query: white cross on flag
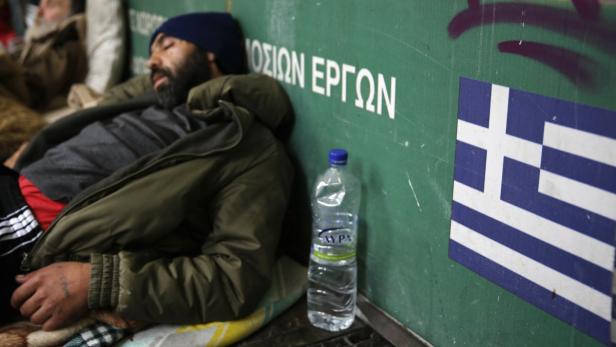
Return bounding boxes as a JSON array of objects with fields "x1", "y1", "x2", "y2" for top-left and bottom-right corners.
[{"x1": 449, "y1": 77, "x2": 616, "y2": 344}]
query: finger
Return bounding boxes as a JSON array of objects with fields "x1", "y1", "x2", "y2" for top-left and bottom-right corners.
[
  {"x1": 15, "y1": 270, "x2": 36, "y2": 283},
  {"x1": 10, "y1": 277, "x2": 39, "y2": 309},
  {"x1": 42, "y1": 310, "x2": 66, "y2": 331},
  {"x1": 19, "y1": 292, "x2": 43, "y2": 318},
  {"x1": 30, "y1": 304, "x2": 53, "y2": 326}
]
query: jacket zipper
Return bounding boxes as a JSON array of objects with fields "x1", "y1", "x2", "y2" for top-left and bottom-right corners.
[{"x1": 21, "y1": 101, "x2": 245, "y2": 271}]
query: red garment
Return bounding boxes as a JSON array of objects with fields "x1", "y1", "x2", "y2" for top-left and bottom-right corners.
[
  {"x1": 0, "y1": 4, "x2": 16, "y2": 48},
  {"x1": 18, "y1": 176, "x2": 66, "y2": 231}
]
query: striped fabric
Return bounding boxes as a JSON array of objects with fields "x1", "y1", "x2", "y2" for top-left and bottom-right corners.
[
  {"x1": 0, "y1": 166, "x2": 42, "y2": 258},
  {"x1": 0, "y1": 206, "x2": 41, "y2": 256},
  {"x1": 449, "y1": 77, "x2": 616, "y2": 345}
]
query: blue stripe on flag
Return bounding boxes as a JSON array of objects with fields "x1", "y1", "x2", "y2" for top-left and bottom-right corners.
[
  {"x1": 501, "y1": 157, "x2": 616, "y2": 244},
  {"x1": 449, "y1": 240, "x2": 610, "y2": 345},
  {"x1": 454, "y1": 140, "x2": 486, "y2": 192},
  {"x1": 506, "y1": 89, "x2": 616, "y2": 144},
  {"x1": 459, "y1": 77, "x2": 491, "y2": 127},
  {"x1": 541, "y1": 146, "x2": 616, "y2": 195},
  {"x1": 451, "y1": 201, "x2": 611, "y2": 295}
]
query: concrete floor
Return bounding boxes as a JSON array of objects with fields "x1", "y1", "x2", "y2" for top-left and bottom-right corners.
[{"x1": 235, "y1": 296, "x2": 394, "y2": 347}]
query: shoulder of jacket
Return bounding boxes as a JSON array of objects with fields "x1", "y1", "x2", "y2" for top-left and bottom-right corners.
[{"x1": 98, "y1": 75, "x2": 153, "y2": 106}]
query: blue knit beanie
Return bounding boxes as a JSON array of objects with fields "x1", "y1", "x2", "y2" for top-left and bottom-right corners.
[{"x1": 150, "y1": 12, "x2": 245, "y2": 74}]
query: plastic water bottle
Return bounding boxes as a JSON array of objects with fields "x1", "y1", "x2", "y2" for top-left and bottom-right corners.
[{"x1": 307, "y1": 148, "x2": 361, "y2": 331}]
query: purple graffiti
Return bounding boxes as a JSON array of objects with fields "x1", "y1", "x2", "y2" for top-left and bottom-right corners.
[
  {"x1": 467, "y1": 0, "x2": 480, "y2": 8},
  {"x1": 572, "y1": 0, "x2": 601, "y2": 21},
  {"x1": 498, "y1": 41, "x2": 596, "y2": 88},
  {"x1": 448, "y1": 1, "x2": 615, "y2": 88},
  {"x1": 448, "y1": 2, "x2": 615, "y2": 54}
]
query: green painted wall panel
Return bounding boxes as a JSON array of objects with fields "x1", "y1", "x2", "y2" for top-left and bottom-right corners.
[
  {"x1": 126, "y1": 0, "x2": 228, "y2": 74},
  {"x1": 126, "y1": 1, "x2": 616, "y2": 346}
]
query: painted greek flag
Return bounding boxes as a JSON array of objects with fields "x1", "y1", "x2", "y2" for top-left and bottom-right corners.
[{"x1": 449, "y1": 77, "x2": 616, "y2": 344}]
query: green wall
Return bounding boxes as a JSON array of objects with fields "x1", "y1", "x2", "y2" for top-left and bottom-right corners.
[{"x1": 126, "y1": 1, "x2": 616, "y2": 346}]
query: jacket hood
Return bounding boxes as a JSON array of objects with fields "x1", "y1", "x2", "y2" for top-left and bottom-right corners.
[{"x1": 187, "y1": 74, "x2": 294, "y2": 132}]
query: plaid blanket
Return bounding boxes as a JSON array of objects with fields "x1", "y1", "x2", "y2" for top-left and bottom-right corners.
[{"x1": 64, "y1": 323, "x2": 125, "y2": 347}]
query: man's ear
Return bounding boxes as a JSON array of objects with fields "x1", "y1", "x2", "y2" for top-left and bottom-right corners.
[
  {"x1": 206, "y1": 52, "x2": 216, "y2": 63},
  {"x1": 206, "y1": 52, "x2": 224, "y2": 77}
]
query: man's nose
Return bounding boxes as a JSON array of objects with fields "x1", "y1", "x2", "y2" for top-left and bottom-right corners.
[{"x1": 146, "y1": 53, "x2": 160, "y2": 71}]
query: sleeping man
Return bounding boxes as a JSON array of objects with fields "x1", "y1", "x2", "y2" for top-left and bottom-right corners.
[{"x1": 1, "y1": 12, "x2": 294, "y2": 331}]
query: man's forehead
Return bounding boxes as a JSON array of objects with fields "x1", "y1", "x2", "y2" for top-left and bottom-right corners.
[
  {"x1": 150, "y1": 33, "x2": 197, "y2": 52},
  {"x1": 151, "y1": 33, "x2": 173, "y2": 47}
]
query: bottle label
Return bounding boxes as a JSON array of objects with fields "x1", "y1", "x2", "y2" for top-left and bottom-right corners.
[
  {"x1": 318, "y1": 226, "x2": 353, "y2": 245},
  {"x1": 313, "y1": 226, "x2": 355, "y2": 261},
  {"x1": 312, "y1": 249, "x2": 356, "y2": 261}
]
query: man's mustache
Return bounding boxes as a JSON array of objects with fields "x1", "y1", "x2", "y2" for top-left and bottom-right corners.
[{"x1": 150, "y1": 68, "x2": 173, "y2": 84}]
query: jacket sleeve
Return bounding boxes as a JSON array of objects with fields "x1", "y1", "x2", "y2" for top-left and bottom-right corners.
[{"x1": 88, "y1": 141, "x2": 294, "y2": 323}]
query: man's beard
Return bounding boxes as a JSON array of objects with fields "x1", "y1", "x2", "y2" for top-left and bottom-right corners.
[{"x1": 151, "y1": 51, "x2": 212, "y2": 109}]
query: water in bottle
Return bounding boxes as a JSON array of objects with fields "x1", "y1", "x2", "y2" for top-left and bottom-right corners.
[{"x1": 307, "y1": 148, "x2": 361, "y2": 331}]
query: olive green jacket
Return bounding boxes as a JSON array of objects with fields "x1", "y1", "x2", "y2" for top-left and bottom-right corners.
[{"x1": 15, "y1": 74, "x2": 294, "y2": 324}]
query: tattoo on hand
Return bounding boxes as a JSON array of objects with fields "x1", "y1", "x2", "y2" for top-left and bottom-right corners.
[{"x1": 60, "y1": 275, "x2": 70, "y2": 298}]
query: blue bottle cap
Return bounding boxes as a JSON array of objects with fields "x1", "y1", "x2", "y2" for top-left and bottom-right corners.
[{"x1": 329, "y1": 148, "x2": 348, "y2": 165}]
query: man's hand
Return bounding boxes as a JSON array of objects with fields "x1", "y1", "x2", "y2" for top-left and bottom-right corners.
[
  {"x1": 3, "y1": 142, "x2": 28, "y2": 169},
  {"x1": 11, "y1": 262, "x2": 91, "y2": 331}
]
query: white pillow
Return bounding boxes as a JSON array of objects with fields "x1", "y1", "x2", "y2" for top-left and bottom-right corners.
[{"x1": 84, "y1": 0, "x2": 126, "y2": 93}]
